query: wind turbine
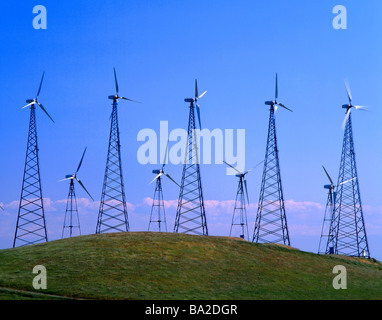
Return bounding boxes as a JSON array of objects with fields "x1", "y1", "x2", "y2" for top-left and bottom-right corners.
[
  {"x1": 96, "y1": 68, "x2": 139, "y2": 234},
  {"x1": 330, "y1": 79, "x2": 370, "y2": 258},
  {"x1": 60, "y1": 147, "x2": 93, "y2": 238},
  {"x1": 224, "y1": 160, "x2": 264, "y2": 240},
  {"x1": 14, "y1": 72, "x2": 54, "y2": 247},
  {"x1": 224, "y1": 162, "x2": 251, "y2": 240},
  {"x1": 148, "y1": 142, "x2": 179, "y2": 232},
  {"x1": 253, "y1": 73, "x2": 292, "y2": 246},
  {"x1": 318, "y1": 165, "x2": 356, "y2": 254},
  {"x1": 174, "y1": 79, "x2": 208, "y2": 236}
]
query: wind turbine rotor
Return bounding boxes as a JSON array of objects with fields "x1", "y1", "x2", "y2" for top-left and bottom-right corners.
[
  {"x1": 108, "y1": 68, "x2": 140, "y2": 103},
  {"x1": 22, "y1": 71, "x2": 54, "y2": 123},
  {"x1": 59, "y1": 147, "x2": 93, "y2": 200},
  {"x1": 265, "y1": 73, "x2": 292, "y2": 112}
]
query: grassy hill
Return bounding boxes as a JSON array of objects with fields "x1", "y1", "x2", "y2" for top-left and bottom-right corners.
[{"x1": 0, "y1": 232, "x2": 381, "y2": 300}]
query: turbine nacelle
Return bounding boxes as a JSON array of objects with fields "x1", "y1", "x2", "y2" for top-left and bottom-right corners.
[
  {"x1": 265, "y1": 101, "x2": 275, "y2": 106},
  {"x1": 184, "y1": 98, "x2": 195, "y2": 103},
  {"x1": 108, "y1": 95, "x2": 118, "y2": 100},
  {"x1": 152, "y1": 169, "x2": 161, "y2": 174},
  {"x1": 324, "y1": 184, "x2": 333, "y2": 190},
  {"x1": 65, "y1": 174, "x2": 75, "y2": 179},
  {"x1": 26, "y1": 99, "x2": 35, "y2": 104},
  {"x1": 342, "y1": 104, "x2": 351, "y2": 109}
]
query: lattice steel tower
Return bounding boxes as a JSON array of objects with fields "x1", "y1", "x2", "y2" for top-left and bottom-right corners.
[
  {"x1": 149, "y1": 175, "x2": 167, "y2": 232},
  {"x1": 13, "y1": 72, "x2": 54, "y2": 247},
  {"x1": 318, "y1": 166, "x2": 337, "y2": 254},
  {"x1": 329, "y1": 81, "x2": 370, "y2": 258},
  {"x1": 96, "y1": 68, "x2": 138, "y2": 233},
  {"x1": 149, "y1": 143, "x2": 179, "y2": 232},
  {"x1": 61, "y1": 147, "x2": 93, "y2": 238},
  {"x1": 174, "y1": 80, "x2": 208, "y2": 235},
  {"x1": 253, "y1": 74, "x2": 291, "y2": 245},
  {"x1": 224, "y1": 161, "x2": 252, "y2": 240}
]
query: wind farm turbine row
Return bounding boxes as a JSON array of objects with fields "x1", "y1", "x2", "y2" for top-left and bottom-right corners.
[{"x1": 10, "y1": 69, "x2": 371, "y2": 259}]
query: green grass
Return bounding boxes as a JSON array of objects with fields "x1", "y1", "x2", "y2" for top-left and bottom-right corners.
[{"x1": 0, "y1": 232, "x2": 381, "y2": 300}]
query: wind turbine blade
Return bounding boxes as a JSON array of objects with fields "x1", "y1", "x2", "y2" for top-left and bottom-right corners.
[
  {"x1": 338, "y1": 177, "x2": 356, "y2": 186},
  {"x1": 36, "y1": 71, "x2": 45, "y2": 98},
  {"x1": 223, "y1": 161, "x2": 243, "y2": 175},
  {"x1": 195, "y1": 79, "x2": 198, "y2": 98},
  {"x1": 344, "y1": 79, "x2": 352, "y2": 103},
  {"x1": 277, "y1": 103, "x2": 293, "y2": 112},
  {"x1": 120, "y1": 97, "x2": 141, "y2": 103},
  {"x1": 198, "y1": 90, "x2": 207, "y2": 99},
  {"x1": 163, "y1": 172, "x2": 180, "y2": 187},
  {"x1": 114, "y1": 67, "x2": 119, "y2": 94},
  {"x1": 58, "y1": 177, "x2": 73, "y2": 182},
  {"x1": 275, "y1": 73, "x2": 278, "y2": 100},
  {"x1": 244, "y1": 159, "x2": 265, "y2": 175},
  {"x1": 0, "y1": 205, "x2": 3, "y2": 211},
  {"x1": 75, "y1": 147, "x2": 87, "y2": 174},
  {"x1": 162, "y1": 139, "x2": 169, "y2": 169},
  {"x1": 150, "y1": 173, "x2": 162, "y2": 184},
  {"x1": 342, "y1": 108, "x2": 350, "y2": 130},
  {"x1": 22, "y1": 102, "x2": 35, "y2": 109},
  {"x1": 76, "y1": 178, "x2": 94, "y2": 201},
  {"x1": 37, "y1": 103, "x2": 55, "y2": 123},
  {"x1": 322, "y1": 165, "x2": 334, "y2": 186},
  {"x1": 244, "y1": 178, "x2": 249, "y2": 204},
  {"x1": 354, "y1": 105, "x2": 368, "y2": 111},
  {"x1": 196, "y1": 104, "x2": 202, "y2": 129}
]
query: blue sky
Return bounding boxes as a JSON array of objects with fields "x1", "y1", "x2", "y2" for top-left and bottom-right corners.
[{"x1": 1, "y1": 1, "x2": 382, "y2": 260}]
